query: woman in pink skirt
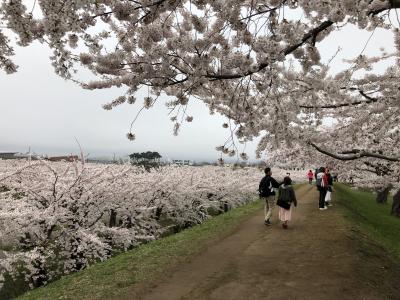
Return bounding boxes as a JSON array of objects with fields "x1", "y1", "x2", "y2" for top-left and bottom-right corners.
[{"x1": 277, "y1": 176, "x2": 297, "y2": 229}]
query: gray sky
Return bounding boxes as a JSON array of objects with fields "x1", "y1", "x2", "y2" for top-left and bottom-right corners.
[
  {"x1": 0, "y1": 18, "x2": 395, "y2": 161},
  {"x1": 0, "y1": 41, "x2": 251, "y2": 161}
]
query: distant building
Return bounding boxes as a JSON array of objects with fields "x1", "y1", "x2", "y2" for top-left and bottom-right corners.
[
  {"x1": 0, "y1": 152, "x2": 18, "y2": 160},
  {"x1": 0, "y1": 152, "x2": 79, "y2": 161},
  {"x1": 47, "y1": 155, "x2": 79, "y2": 162},
  {"x1": 0, "y1": 152, "x2": 38, "y2": 160},
  {"x1": 171, "y1": 159, "x2": 193, "y2": 166}
]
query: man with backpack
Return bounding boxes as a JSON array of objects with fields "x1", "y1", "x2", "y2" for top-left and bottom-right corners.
[
  {"x1": 316, "y1": 167, "x2": 329, "y2": 210},
  {"x1": 259, "y1": 167, "x2": 281, "y2": 225}
]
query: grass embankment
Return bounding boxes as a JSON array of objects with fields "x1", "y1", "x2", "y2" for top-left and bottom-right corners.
[
  {"x1": 334, "y1": 184, "x2": 400, "y2": 299},
  {"x1": 335, "y1": 183, "x2": 400, "y2": 259},
  {"x1": 18, "y1": 198, "x2": 264, "y2": 300}
]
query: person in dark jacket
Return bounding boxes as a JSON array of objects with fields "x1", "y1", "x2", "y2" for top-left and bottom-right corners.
[
  {"x1": 259, "y1": 167, "x2": 281, "y2": 226},
  {"x1": 316, "y1": 167, "x2": 329, "y2": 210},
  {"x1": 327, "y1": 169, "x2": 333, "y2": 186},
  {"x1": 277, "y1": 176, "x2": 297, "y2": 229}
]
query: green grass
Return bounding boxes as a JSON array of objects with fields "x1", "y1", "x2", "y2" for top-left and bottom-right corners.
[
  {"x1": 334, "y1": 183, "x2": 400, "y2": 259},
  {"x1": 17, "y1": 199, "x2": 264, "y2": 300}
]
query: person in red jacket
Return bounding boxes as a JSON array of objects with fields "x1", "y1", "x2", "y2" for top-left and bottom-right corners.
[{"x1": 307, "y1": 170, "x2": 314, "y2": 184}]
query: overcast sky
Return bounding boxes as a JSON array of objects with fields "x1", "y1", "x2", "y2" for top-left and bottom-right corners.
[{"x1": 0, "y1": 16, "x2": 395, "y2": 161}]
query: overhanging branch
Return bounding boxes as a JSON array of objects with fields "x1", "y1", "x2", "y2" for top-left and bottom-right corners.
[
  {"x1": 370, "y1": 0, "x2": 400, "y2": 15},
  {"x1": 308, "y1": 141, "x2": 400, "y2": 162},
  {"x1": 208, "y1": 4, "x2": 398, "y2": 81},
  {"x1": 207, "y1": 20, "x2": 334, "y2": 80},
  {"x1": 299, "y1": 91, "x2": 379, "y2": 109}
]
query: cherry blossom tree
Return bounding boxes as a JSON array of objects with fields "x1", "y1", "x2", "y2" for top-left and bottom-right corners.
[
  {"x1": 1, "y1": 1, "x2": 400, "y2": 208},
  {"x1": 266, "y1": 142, "x2": 400, "y2": 216},
  {"x1": 1, "y1": 0, "x2": 400, "y2": 161},
  {"x1": 2, "y1": 159, "x2": 303, "y2": 294},
  {"x1": 2, "y1": 3, "x2": 400, "y2": 295}
]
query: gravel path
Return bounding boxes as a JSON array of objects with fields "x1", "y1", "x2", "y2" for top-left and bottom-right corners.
[{"x1": 129, "y1": 184, "x2": 391, "y2": 300}]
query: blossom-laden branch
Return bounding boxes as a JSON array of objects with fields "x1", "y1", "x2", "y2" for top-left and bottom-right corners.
[
  {"x1": 208, "y1": 19, "x2": 334, "y2": 80},
  {"x1": 308, "y1": 141, "x2": 400, "y2": 162},
  {"x1": 299, "y1": 90, "x2": 379, "y2": 109}
]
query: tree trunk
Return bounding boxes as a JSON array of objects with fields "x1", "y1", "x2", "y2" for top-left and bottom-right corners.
[
  {"x1": 109, "y1": 209, "x2": 117, "y2": 227},
  {"x1": 392, "y1": 0, "x2": 400, "y2": 9},
  {"x1": 376, "y1": 184, "x2": 393, "y2": 204},
  {"x1": 391, "y1": 189, "x2": 400, "y2": 217},
  {"x1": 223, "y1": 201, "x2": 230, "y2": 212}
]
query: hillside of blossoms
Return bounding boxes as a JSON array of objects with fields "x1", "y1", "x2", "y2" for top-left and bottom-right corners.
[{"x1": 0, "y1": 159, "x2": 305, "y2": 291}]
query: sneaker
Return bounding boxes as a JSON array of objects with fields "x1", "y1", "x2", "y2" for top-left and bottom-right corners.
[
  {"x1": 319, "y1": 207, "x2": 327, "y2": 210},
  {"x1": 264, "y1": 219, "x2": 272, "y2": 226}
]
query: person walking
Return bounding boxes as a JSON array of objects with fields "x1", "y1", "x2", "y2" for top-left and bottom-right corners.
[
  {"x1": 333, "y1": 174, "x2": 338, "y2": 182},
  {"x1": 259, "y1": 167, "x2": 281, "y2": 226},
  {"x1": 325, "y1": 169, "x2": 334, "y2": 206},
  {"x1": 277, "y1": 176, "x2": 297, "y2": 229},
  {"x1": 327, "y1": 169, "x2": 333, "y2": 186},
  {"x1": 316, "y1": 167, "x2": 329, "y2": 210},
  {"x1": 307, "y1": 170, "x2": 314, "y2": 184}
]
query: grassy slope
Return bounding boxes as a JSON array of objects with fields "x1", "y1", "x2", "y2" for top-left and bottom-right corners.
[
  {"x1": 334, "y1": 183, "x2": 400, "y2": 259},
  {"x1": 335, "y1": 183, "x2": 400, "y2": 299},
  {"x1": 18, "y1": 199, "x2": 264, "y2": 300}
]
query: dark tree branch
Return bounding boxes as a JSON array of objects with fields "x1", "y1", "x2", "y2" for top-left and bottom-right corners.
[
  {"x1": 358, "y1": 90, "x2": 379, "y2": 102},
  {"x1": 207, "y1": 3, "x2": 399, "y2": 81},
  {"x1": 299, "y1": 91, "x2": 379, "y2": 109},
  {"x1": 308, "y1": 141, "x2": 400, "y2": 162},
  {"x1": 208, "y1": 20, "x2": 334, "y2": 80},
  {"x1": 357, "y1": 167, "x2": 380, "y2": 174},
  {"x1": 363, "y1": 161, "x2": 393, "y2": 176},
  {"x1": 283, "y1": 20, "x2": 334, "y2": 56},
  {"x1": 239, "y1": 0, "x2": 288, "y2": 21},
  {"x1": 369, "y1": 0, "x2": 400, "y2": 15}
]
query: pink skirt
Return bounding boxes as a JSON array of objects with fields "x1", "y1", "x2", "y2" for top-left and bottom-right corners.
[{"x1": 279, "y1": 206, "x2": 292, "y2": 222}]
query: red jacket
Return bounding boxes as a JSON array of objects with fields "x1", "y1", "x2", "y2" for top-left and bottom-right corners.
[{"x1": 322, "y1": 173, "x2": 329, "y2": 187}]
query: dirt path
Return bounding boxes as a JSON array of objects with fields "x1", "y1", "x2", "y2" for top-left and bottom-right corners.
[{"x1": 130, "y1": 185, "x2": 388, "y2": 300}]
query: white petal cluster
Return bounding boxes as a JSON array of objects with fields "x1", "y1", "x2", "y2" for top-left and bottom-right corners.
[{"x1": 2, "y1": 159, "x2": 294, "y2": 291}]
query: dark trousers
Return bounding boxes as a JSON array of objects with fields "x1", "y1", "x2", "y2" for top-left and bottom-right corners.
[{"x1": 318, "y1": 188, "x2": 327, "y2": 208}]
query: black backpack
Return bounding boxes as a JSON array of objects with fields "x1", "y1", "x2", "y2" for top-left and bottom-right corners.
[
  {"x1": 278, "y1": 186, "x2": 292, "y2": 203},
  {"x1": 316, "y1": 176, "x2": 322, "y2": 188},
  {"x1": 259, "y1": 176, "x2": 274, "y2": 197}
]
